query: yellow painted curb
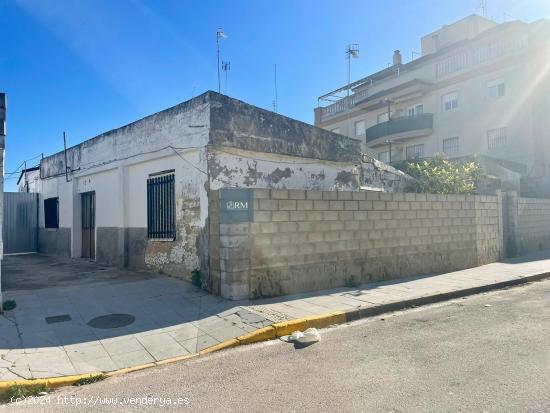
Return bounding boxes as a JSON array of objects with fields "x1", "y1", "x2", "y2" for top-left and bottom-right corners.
[
  {"x1": 0, "y1": 373, "x2": 103, "y2": 397},
  {"x1": 199, "y1": 338, "x2": 239, "y2": 355},
  {"x1": 237, "y1": 326, "x2": 276, "y2": 344},
  {"x1": 272, "y1": 319, "x2": 309, "y2": 337}
]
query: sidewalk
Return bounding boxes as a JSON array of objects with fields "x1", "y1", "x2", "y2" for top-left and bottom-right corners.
[{"x1": 1, "y1": 250, "x2": 550, "y2": 385}]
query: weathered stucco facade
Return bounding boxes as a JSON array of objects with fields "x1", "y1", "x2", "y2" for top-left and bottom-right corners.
[{"x1": 35, "y1": 92, "x2": 372, "y2": 282}]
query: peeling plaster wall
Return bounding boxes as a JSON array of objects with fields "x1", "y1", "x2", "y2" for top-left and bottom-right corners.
[
  {"x1": 361, "y1": 157, "x2": 410, "y2": 192},
  {"x1": 208, "y1": 147, "x2": 360, "y2": 191}
]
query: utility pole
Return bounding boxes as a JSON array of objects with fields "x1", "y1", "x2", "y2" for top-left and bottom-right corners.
[
  {"x1": 216, "y1": 28, "x2": 227, "y2": 93},
  {"x1": 0, "y1": 93, "x2": 6, "y2": 312}
]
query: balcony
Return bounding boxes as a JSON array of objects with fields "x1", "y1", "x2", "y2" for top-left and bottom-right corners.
[{"x1": 365, "y1": 113, "x2": 433, "y2": 146}]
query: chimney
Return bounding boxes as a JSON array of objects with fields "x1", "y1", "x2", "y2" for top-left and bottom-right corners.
[{"x1": 393, "y1": 50, "x2": 402, "y2": 66}]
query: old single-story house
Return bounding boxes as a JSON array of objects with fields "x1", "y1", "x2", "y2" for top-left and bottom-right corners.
[{"x1": 31, "y1": 91, "x2": 373, "y2": 282}]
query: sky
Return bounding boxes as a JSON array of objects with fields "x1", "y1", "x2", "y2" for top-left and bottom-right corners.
[{"x1": 1, "y1": 0, "x2": 549, "y2": 191}]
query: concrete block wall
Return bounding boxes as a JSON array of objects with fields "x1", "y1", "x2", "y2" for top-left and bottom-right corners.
[
  {"x1": 515, "y1": 196, "x2": 550, "y2": 255},
  {"x1": 210, "y1": 189, "x2": 502, "y2": 299}
]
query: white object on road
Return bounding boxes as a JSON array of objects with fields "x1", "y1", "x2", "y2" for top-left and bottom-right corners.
[{"x1": 280, "y1": 328, "x2": 321, "y2": 345}]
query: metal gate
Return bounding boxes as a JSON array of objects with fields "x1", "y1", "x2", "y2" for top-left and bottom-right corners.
[{"x1": 2, "y1": 192, "x2": 38, "y2": 254}]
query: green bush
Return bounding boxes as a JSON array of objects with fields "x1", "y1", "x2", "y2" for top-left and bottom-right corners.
[
  {"x1": 2, "y1": 300, "x2": 16, "y2": 311},
  {"x1": 3, "y1": 384, "x2": 48, "y2": 402},
  {"x1": 402, "y1": 156, "x2": 482, "y2": 194},
  {"x1": 191, "y1": 268, "x2": 202, "y2": 288}
]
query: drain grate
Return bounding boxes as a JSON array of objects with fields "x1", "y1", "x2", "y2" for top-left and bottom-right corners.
[
  {"x1": 46, "y1": 314, "x2": 72, "y2": 324},
  {"x1": 87, "y1": 314, "x2": 135, "y2": 329}
]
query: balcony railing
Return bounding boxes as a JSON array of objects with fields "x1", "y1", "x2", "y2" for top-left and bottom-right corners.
[
  {"x1": 318, "y1": 88, "x2": 370, "y2": 120},
  {"x1": 365, "y1": 113, "x2": 434, "y2": 144}
]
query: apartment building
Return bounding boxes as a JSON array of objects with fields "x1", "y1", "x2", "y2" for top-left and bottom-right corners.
[{"x1": 315, "y1": 15, "x2": 550, "y2": 177}]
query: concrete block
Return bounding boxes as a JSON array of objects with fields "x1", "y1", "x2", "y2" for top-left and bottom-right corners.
[
  {"x1": 373, "y1": 201, "x2": 386, "y2": 210},
  {"x1": 352, "y1": 192, "x2": 367, "y2": 200},
  {"x1": 254, "y1": 211, "x2": 272, "y2": 222},
  {"x1": 358, "y1": 201, "x2": 373, "y2": 210},
  {"x1": 313, "y1": 200, "x2": 330, "y2": 210},
  {"x1": 337, "y1": 191, "x2": 353, "y2": 200},
  {"x1": 323, "y1": 211, "x2": 339, "y2": 221},
  {"x1": 306, "y1": 191, "x2": 323, "y2": 200},
  {"x1": 329, "y1": 201, "x2": 344, "y2": 210},
  {"x1": 259, "y1": 199, "x2": 278, "y2": 210},
  {"x1": 366, "y1": 192, "x2": 380, "y2": 200},
  {"x1": 290, "y1": 211, "x2": 307, "y2": 221},
  {"x1": 254, "y1": 189, "x2": 270, "y2": 199},
  {"x1": 322, "y1": 191, "x2": 338, "y2": 200},
  {"x1": 398, "y1": 202, "x2": 410, "y2": 210},
  {"x1": 279, "y1": 200, "x2": 297, "y2": 210},
  {"x1": 271, "y1": 189, "x2": 289, "y2": 199},
  {"x1": 297, "y1": 200, "x2": 313, "y2": 210},
  {"x1": 344, "y1": 201, "x2": 359, "y2": 210},
  {"x1": 271, "y1": 211, "x2": 290, "y2": 222},
  {"x1": 339, "y1": 211, "x2": 354, "y2": 220},
  {"x1": 306, "y1": 211, "x2": 323, "y2": 221},
  {"x1": 288, "y1": 189, "x2": 306, "y2": 199}
]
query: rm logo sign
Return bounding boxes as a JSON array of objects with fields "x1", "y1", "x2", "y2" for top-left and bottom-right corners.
[
  {"x1": 226, "y1": 201, "x2": 249, "y2": 210},
  {"x1": 219, "y1": 188, "x2": 254, "y2": 223}
]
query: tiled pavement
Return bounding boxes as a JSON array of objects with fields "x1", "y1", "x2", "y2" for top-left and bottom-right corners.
[{"x1": 1, "y1": 250, "x2": 550, "y2": 381}]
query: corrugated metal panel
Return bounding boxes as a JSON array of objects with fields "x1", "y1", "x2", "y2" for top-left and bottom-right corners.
[{"x1": 3, "y1": 192, "x2": 38, "y2": 254}]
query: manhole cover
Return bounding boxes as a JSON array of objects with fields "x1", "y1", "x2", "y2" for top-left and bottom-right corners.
[{"x1": 87, "y1": 314, "x2": 135, "y2": 329}]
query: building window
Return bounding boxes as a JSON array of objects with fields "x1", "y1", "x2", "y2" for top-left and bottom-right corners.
[
  {"x1": 378, "y1": 151, "x2": 390, "y2": 163},
  {"x1": 354, "y1": 120, "x2": 366, "y2": 137},
  {"x1": 44, "y1": 197, "x2": 59, "y2": 229},
  {"x1": 487, "y1": 127, "x2": 507, "y2": 149},
  {"x1": 487, "y1": 80, "x2": 505, "y2": 99},
  {"x1": 443, "y1": 137, "x2": 459, "y2": 157},
  {"x1": 147, "y1": 172, "x2": 176, "y2": 239},
  {"x1": 406, "y1": 144, "x2": 425, "y2": 160},
  {"x1": 442, "y1": 92, "x2": 459, "y2": 112},
  {"x1": 407, "y1": 104, "x2": 424, "y2": 117},
  {"x1": 330, "y1": 127, "x2": 341, "y2": 134}
]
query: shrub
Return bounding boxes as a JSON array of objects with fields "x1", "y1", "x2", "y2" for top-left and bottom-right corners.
[
  {"x1": 401, "y1": 156, "x2": 482, "y2": 194},
  {"x1": 2, "y1": 300, "x2": 16, "y2": 311},
  {"x1": 191, "y1": 268, "x2": 202, "y2": 288},
  {"x1": 3, "y1": 384, "x2": 48, "y2": 402}
]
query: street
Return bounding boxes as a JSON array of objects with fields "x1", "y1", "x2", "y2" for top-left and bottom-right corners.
[{"x1": 3, "y1": 279, "x2": 550, "y2": 412}]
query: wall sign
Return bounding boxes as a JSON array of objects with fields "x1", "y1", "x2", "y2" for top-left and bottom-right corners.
[{"x1": 219, "y1": 188, "x2": 254, "y2": 223}]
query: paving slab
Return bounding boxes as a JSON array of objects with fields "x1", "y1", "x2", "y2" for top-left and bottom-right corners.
[{"x1": 2, "y1": 250, "x2": 550, "y2": 382}]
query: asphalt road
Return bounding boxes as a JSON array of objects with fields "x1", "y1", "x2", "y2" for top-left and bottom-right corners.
[{"x1": 3, "y1": 280, "x2": 550, "y2": 413}]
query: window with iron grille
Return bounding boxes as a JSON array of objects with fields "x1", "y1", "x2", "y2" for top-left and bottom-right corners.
[
  {"x1": 406, "y1": 144, "x2": 425, "y2": 160},
  {"x1": 443, "y1": 136, "x2": 459, "y2": 157},
  {"x1": 487, "y1": 127, "x2": 507, "y2": 149},
  {"x1": 44, "y1": 197, "x2": 59, "y2": 229},
  {"x1": 147, "y1": 172, "x2": 175, "y2": 239}
]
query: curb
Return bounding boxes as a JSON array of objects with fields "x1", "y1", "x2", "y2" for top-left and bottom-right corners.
[{"x1": 1, "y1": 271, "x2": 548, "y2": 399}]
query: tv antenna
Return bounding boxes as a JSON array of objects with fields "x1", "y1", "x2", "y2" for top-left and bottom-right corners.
[
  {"x1": 222, "y1": 61, "x2": 230, "y2": 94},
  {"x1": 345, "y1": 44, "x2": 360, "y2": 98},
  {"x1": 273, "y1": 64, "x2": 278, "y2": 113},
  {"x1": 477, "y1": 0, "x2": 488, "y2": 18}
]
